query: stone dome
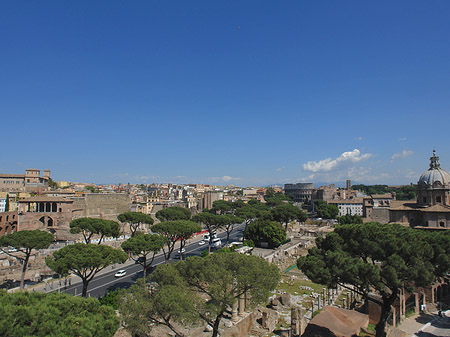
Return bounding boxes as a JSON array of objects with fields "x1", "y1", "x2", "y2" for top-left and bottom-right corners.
[{"x1": 418, "y1": 151, "x2": 450, "y2": 186}]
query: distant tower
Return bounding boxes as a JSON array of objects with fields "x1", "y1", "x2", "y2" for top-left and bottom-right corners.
[
  {"x1": 43, "y1": 170, "x2": 51, "y2": 179},
  {"x1": 346, "y1": 179, "x2": 351, "y2": 191}
]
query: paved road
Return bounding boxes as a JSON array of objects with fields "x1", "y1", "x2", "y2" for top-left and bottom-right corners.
[{"x1": 51, "y1": 224, "x2": 246, "y2": 298}]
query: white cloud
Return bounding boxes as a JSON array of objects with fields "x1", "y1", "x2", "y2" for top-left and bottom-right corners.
[
  {"x1": 354, "y1": 137, "x2": 363, "y2": 141},
  {"x1": 110, "y1": 173, "x2": 129, "y2": 178},
  {"x1": 399, "y1": 137, "x2": 407, "y2": 141},
  {"x1": 302, "y1": 149, "x2": 372, "y2": 173},
  {"x1": 391, "y1": 149, "x2": 413, "y2": 161},
  {"x1": 300, "y1": 174, "x2": 316, "y2": 182},
  {"x1": 275, "y1": 166, "x2": 286, "y2": 172},
  {"x1": 132, "y1": 175, "x2": 160, "y2": 182},
  {"x1": 208, "y1": 176, "x2": 241, "y2": 183}
]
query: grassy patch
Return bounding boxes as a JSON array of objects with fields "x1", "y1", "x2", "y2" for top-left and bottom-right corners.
[
  {"x1": 367, "y1": 324, "x2": 375, "y2": 332},
  {"x1": 275, "y1": 317, "x2": 289, "y2": 330},
  {"x1": 405, "y1": 307, "x2": 416, "y2": 318},
  {"x1": 277, "y1": 276, "x2": 324, "y2": 295}
]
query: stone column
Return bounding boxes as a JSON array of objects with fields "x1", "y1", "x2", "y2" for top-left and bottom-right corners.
[
  {"x1": 432, "y1": 287, "x2": 435, "y2": 305},
  {"x1": 291, "y1": 307, "x2": 301, "y2": 337},
  {"x1": 400, "y1": 289, "x2": 405, "y2": 320},
  {"x1": 261, "y1": 311, "x2": 269, "y2": 329},
  {"x1": 323, "y1": 289, "x2": 327, "y2": 306},
  {"x1": 238, "y1": 295, "x2": 245, "y2": 317},
  {"x1": 414, "y1": 292, "x2": 420, "y2": 314},
  {"x1": 232, "y1": 300, "x2": 238, "y2": 322},
  {"x1": 317, "y1": 296, "x2": 321, "y2": 309},
  {"x1": 347, "y1": 293, "x2": 350, "y2": 309}
]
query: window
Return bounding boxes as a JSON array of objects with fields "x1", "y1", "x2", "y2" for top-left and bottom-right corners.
[
  {"x1": 436, "y1": 196, "x2": 442, "y2": 203},
  {"x1": 440, "y1": 221, "x2": 445, "y2": 227},
  {"x1": 423, "y1": 197, "x2": 427, "y2": 203}
]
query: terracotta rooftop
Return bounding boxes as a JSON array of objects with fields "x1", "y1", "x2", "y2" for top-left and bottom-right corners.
[
  {"x1": 328, "y1": 198, "x2": 363, "y2": 204},
  {"x1": 0, "y1": 174, "x2": 25, "y2": 178},
  {"x1": 367, "y1": 193, "x2": 394, "y2": 199},
  {"x1": 419, "y1": 204, "x2": 450, "y2": 213},
  {"x1": 389, "y1": 201, "x2": 450, "y2": 213},
  {"x1": 389, "y1": 200, "x2": 418, "y2": 210},
  {"x1": 303, "y1": 306, "x2": 369, "y2": 337}
]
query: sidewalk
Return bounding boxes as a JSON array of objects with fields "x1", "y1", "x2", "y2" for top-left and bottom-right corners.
[{"x1": 397, "y1": 308, "x2": 450, "y2": 337}]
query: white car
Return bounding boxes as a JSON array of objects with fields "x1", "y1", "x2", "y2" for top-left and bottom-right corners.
[
  {"x1": 198, "y1": 240, "x2": 207, "y2": 246},
  {"x1": 211, "y1": 238, "x2": 222, "y2": 248},
  {"x1": 114, "y1": 270, "x2": 127, "y2": 278}
]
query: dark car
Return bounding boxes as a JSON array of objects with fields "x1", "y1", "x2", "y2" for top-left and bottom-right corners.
[{"x1": 135, "y1": 257, "x2": 146, "y2": 264}]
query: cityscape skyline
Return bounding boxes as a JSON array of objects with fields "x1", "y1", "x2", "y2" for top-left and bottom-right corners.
[{"x1": 2, "y1": 1, "x2": 450, "y2": 186}]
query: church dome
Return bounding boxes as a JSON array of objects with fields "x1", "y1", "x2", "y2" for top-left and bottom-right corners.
[{"x1": 418, "y1": 151, "x2": 450, "y2": 186}]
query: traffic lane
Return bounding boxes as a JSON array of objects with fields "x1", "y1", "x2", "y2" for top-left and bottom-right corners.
[
  {"x1": 62, "y1": 223, "x2": 246, "y2": 297},
  {"x1": 67, "y1": 253, "x2": 168, "y2": 297},
  {"x1": 171, "y1": 225, "x2": 244, "y2": 261}
]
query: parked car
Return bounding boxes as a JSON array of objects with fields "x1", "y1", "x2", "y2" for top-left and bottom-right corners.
[
  {"x1": 114, "y1": 270, "x2": 127, "y2": 278},
  {"x1": 198, "y1": 240, "x2": 207, "y2": 246}
]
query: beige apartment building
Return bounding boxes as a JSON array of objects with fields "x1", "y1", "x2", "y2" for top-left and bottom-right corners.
[{"x1": 0, "y1": 169, "x2": 50, "y2": 192}]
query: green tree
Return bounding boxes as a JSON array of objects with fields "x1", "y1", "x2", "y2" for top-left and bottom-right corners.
[
  {"x1": 4, "y1": 194, "x2": 9, "y2": 212},
  {"x1": 192, "y1": 212, "x2": 225, "y2": 254},
  {"x1": 235, "y1": 205, "x2": 259, "y2": 226},
  {"x1": 0, "y1": 230, "x2": 53, "y2": 289},
  {"x1": 297, "y1": 223, "x2": 445, "y2": 337},
  {"x1": 0, "y1": 291, "x2": 120, "y2": 337},
  {"x1": 155, "y1": 206, "x2": 191, "y2": 222},
  {"x1": 120, "y1": 276, "x2": 199, "y2": 337},
  {"x1": 210, "y1": 200, "x2": 233, "y2": 214},
  {"x1": 98, "y1": 288, "x2": 121, "y2": 310},
  {"x1": 46, "y1": 243, "x2": 128, "y2": 297},
  {"x1": 121, "y1": 233, "x2": 166, "y2": 278},
  {"x1": 221, "y1": 214, "x2": 243, "y2": 245},
  {"x1": 339, "y1": 214, "x2": 363, "y2": 225},
  {"x1": 149, "y1": 253, "x2": 280, "y2": 337},
  {"x1": 231, "y1": 199, "x2": 245, "y2": 209},
  {"x1": 70, "y1": 218, "x2": 120, "y2": 244},
  {"x1": 85, "y1": 185, "x2": 97, "y2": 193},
  {"x1": 47, "y1": 177, "x2": 58, "y2": 189},
  {"x1": 313, "y1": 200, "x2": 339, "y2": 219},
  {"x1": 118, "y1": 212, "x2": 154, "y2": 236},
  {"x1": 152, "y1": 220, "x2": 201, "y2": 262},
  {"x1": 244, "y1": 219, "x2": 286, "y2": 248},
  {"x1": 271, "y1": 203, "x2": 307, "y2": 228}
]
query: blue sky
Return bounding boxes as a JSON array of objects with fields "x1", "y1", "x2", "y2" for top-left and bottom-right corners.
[{"x1": 1, "y1": 1, "x2": 450, "y2": 187}]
